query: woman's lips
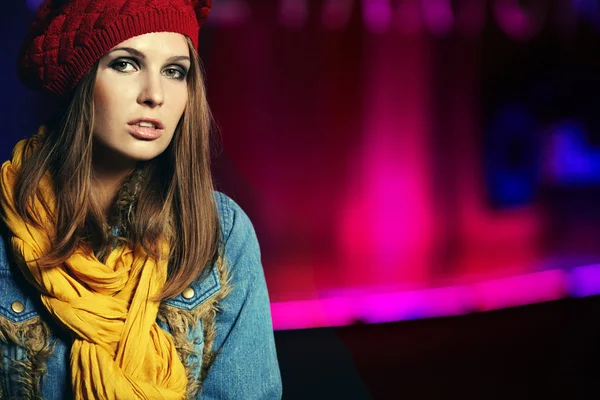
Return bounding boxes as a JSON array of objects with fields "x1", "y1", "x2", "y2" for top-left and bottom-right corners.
[{"x1": 127, "y1": 123, "x2": 164, "y2": 140}]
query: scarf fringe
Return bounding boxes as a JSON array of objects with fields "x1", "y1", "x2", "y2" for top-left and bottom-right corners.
[{"x1": 0, "y1": 315, "x2": 55, "y2": 399}]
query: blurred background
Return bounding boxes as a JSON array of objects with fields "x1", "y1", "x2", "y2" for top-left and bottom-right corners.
[{"x1": 4, "y1": 0, "x2": 600, "y2": 398}]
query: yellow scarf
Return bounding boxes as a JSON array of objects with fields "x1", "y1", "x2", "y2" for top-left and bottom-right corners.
[{"x1": 0, "y1": 137, "x2": 187, "y2": 399}]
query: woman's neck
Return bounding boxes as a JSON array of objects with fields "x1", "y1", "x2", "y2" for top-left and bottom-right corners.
[
  {"x1": 92, "y1": 163, "x2": 136, "y2": 218},
  {"x1": 91, "y1": 141, "x2": 138, "y2": 217}
]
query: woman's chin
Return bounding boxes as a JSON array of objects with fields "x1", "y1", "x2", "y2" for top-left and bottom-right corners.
[
  {"x1": 129, "y1": 152, "x2": 162, "y2": 162},
  {"x1": 118, "y1": 145, "x2": 169, "y2": 163}
]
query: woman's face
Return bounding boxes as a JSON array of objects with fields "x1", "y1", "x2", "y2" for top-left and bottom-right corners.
[{"x1": 92, "y1": 32, "x2": 190, "y2": 165}]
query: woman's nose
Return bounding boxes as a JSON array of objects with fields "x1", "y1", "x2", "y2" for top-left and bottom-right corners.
[{"x1": 138, "y1": 73, "x2": 164, "y2": 107}]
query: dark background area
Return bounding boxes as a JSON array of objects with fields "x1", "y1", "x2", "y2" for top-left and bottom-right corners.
[{"x1": 277, "y1": 295, "x2": 600, "y2": 399}]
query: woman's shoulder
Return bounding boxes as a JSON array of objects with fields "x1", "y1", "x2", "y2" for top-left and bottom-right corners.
[
  {"x1": 212, "y1": 190, "x2": 266, "y2": 293},
  {"x1": 213, "y1": 191, "x2": 255, "y2": 243},
  {"x1": 213, "y1": 191, "x2": 261, "y2": 261}
]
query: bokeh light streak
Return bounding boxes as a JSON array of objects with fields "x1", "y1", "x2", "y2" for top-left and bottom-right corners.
[{"x1": 271, "y1": 267, "x2": 589, "y2": 330}]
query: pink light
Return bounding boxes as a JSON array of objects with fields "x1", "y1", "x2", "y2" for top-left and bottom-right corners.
[
  {"x1": 337, "y1": 27, "x2": 434, "y2": 290},
  {"x1": 363, "y1": 0, "x2": 392, "y2": 33},
  {"x1": 338, "y1": 135, "x2": 435, "y2": 284},
  {"x1": 471, "y1": 270, "x2": 567, "y2": 312},
  {"x1": 421, "y1": 0, "x2": 454, "y2": 36},
  {"x1": 270, "y1": 269, "x2": 578, "y2": 330},
  {"x1": 368, "y1": 167, "x2": 423, "y2": 263},
  {"x1": 270, "y1": 298, "x2": 355, "y2": 330}
]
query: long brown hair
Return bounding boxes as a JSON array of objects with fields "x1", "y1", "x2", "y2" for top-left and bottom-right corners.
[{"x1": 13, "y1": 37, "x2": 219, "y2": 300}]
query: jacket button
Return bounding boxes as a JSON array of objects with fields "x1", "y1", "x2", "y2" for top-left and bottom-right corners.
[
  {"x1": 11, "y1": 301, "x2": 24, "y2": 314},
  {"x1": 182, "y1": 287, "x2": 195, "y2": 299}
]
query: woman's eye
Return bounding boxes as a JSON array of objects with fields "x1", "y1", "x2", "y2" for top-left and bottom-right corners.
[
  {"x1": 110, "y1": 59, "x2": 138, "y2": 73},
  {"x1": 163, "y1": 67, "x2": 187, "y2": 81}
]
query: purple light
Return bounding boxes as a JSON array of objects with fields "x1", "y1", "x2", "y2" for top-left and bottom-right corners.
[
  {"x1": 359, "y1": 285, "x2": 472, "y2": 324},
  {"x1": 569, "y1": 264, "x2": 600, "y2": 297}
]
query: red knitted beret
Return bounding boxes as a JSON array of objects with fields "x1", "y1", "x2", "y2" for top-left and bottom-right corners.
[{"x1": 18, "y1": 0, "x2": 211, "y2": 98}]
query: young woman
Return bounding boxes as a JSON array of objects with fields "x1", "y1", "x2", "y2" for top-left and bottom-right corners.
[{"x1": 0, "y1": 0, "x2": 282, "y2": 399}]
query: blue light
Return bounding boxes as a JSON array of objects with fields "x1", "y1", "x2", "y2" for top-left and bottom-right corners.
[
  {"x1": 484, "y1": 104, "x2": 541, "y2": 208},
  {"x1": 26, "y1": 0, "x2": 44, "y2": 12},
  {"x1": 546, "y1": 121, "x2": 600, "y2": 185}
]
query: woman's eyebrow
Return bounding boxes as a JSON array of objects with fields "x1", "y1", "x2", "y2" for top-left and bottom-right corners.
[
  {"x1": 108, "y1": 47, "x2": 145, "y2": 58},
  {"x1": 168, "y1": 55, "x2": 190, "y2": 63},
  {"x1": 108, "y1": 47, "x2": 190, "y2": 62}
]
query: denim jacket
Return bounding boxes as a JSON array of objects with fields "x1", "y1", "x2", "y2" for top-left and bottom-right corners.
[{"x1": 0, "y1": 191, "x2": 282, "y2": 399}]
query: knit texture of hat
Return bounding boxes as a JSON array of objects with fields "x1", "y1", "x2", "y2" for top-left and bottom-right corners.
[{"x1": 18, "y1": 0, "x2": 211, "y2": 98}]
